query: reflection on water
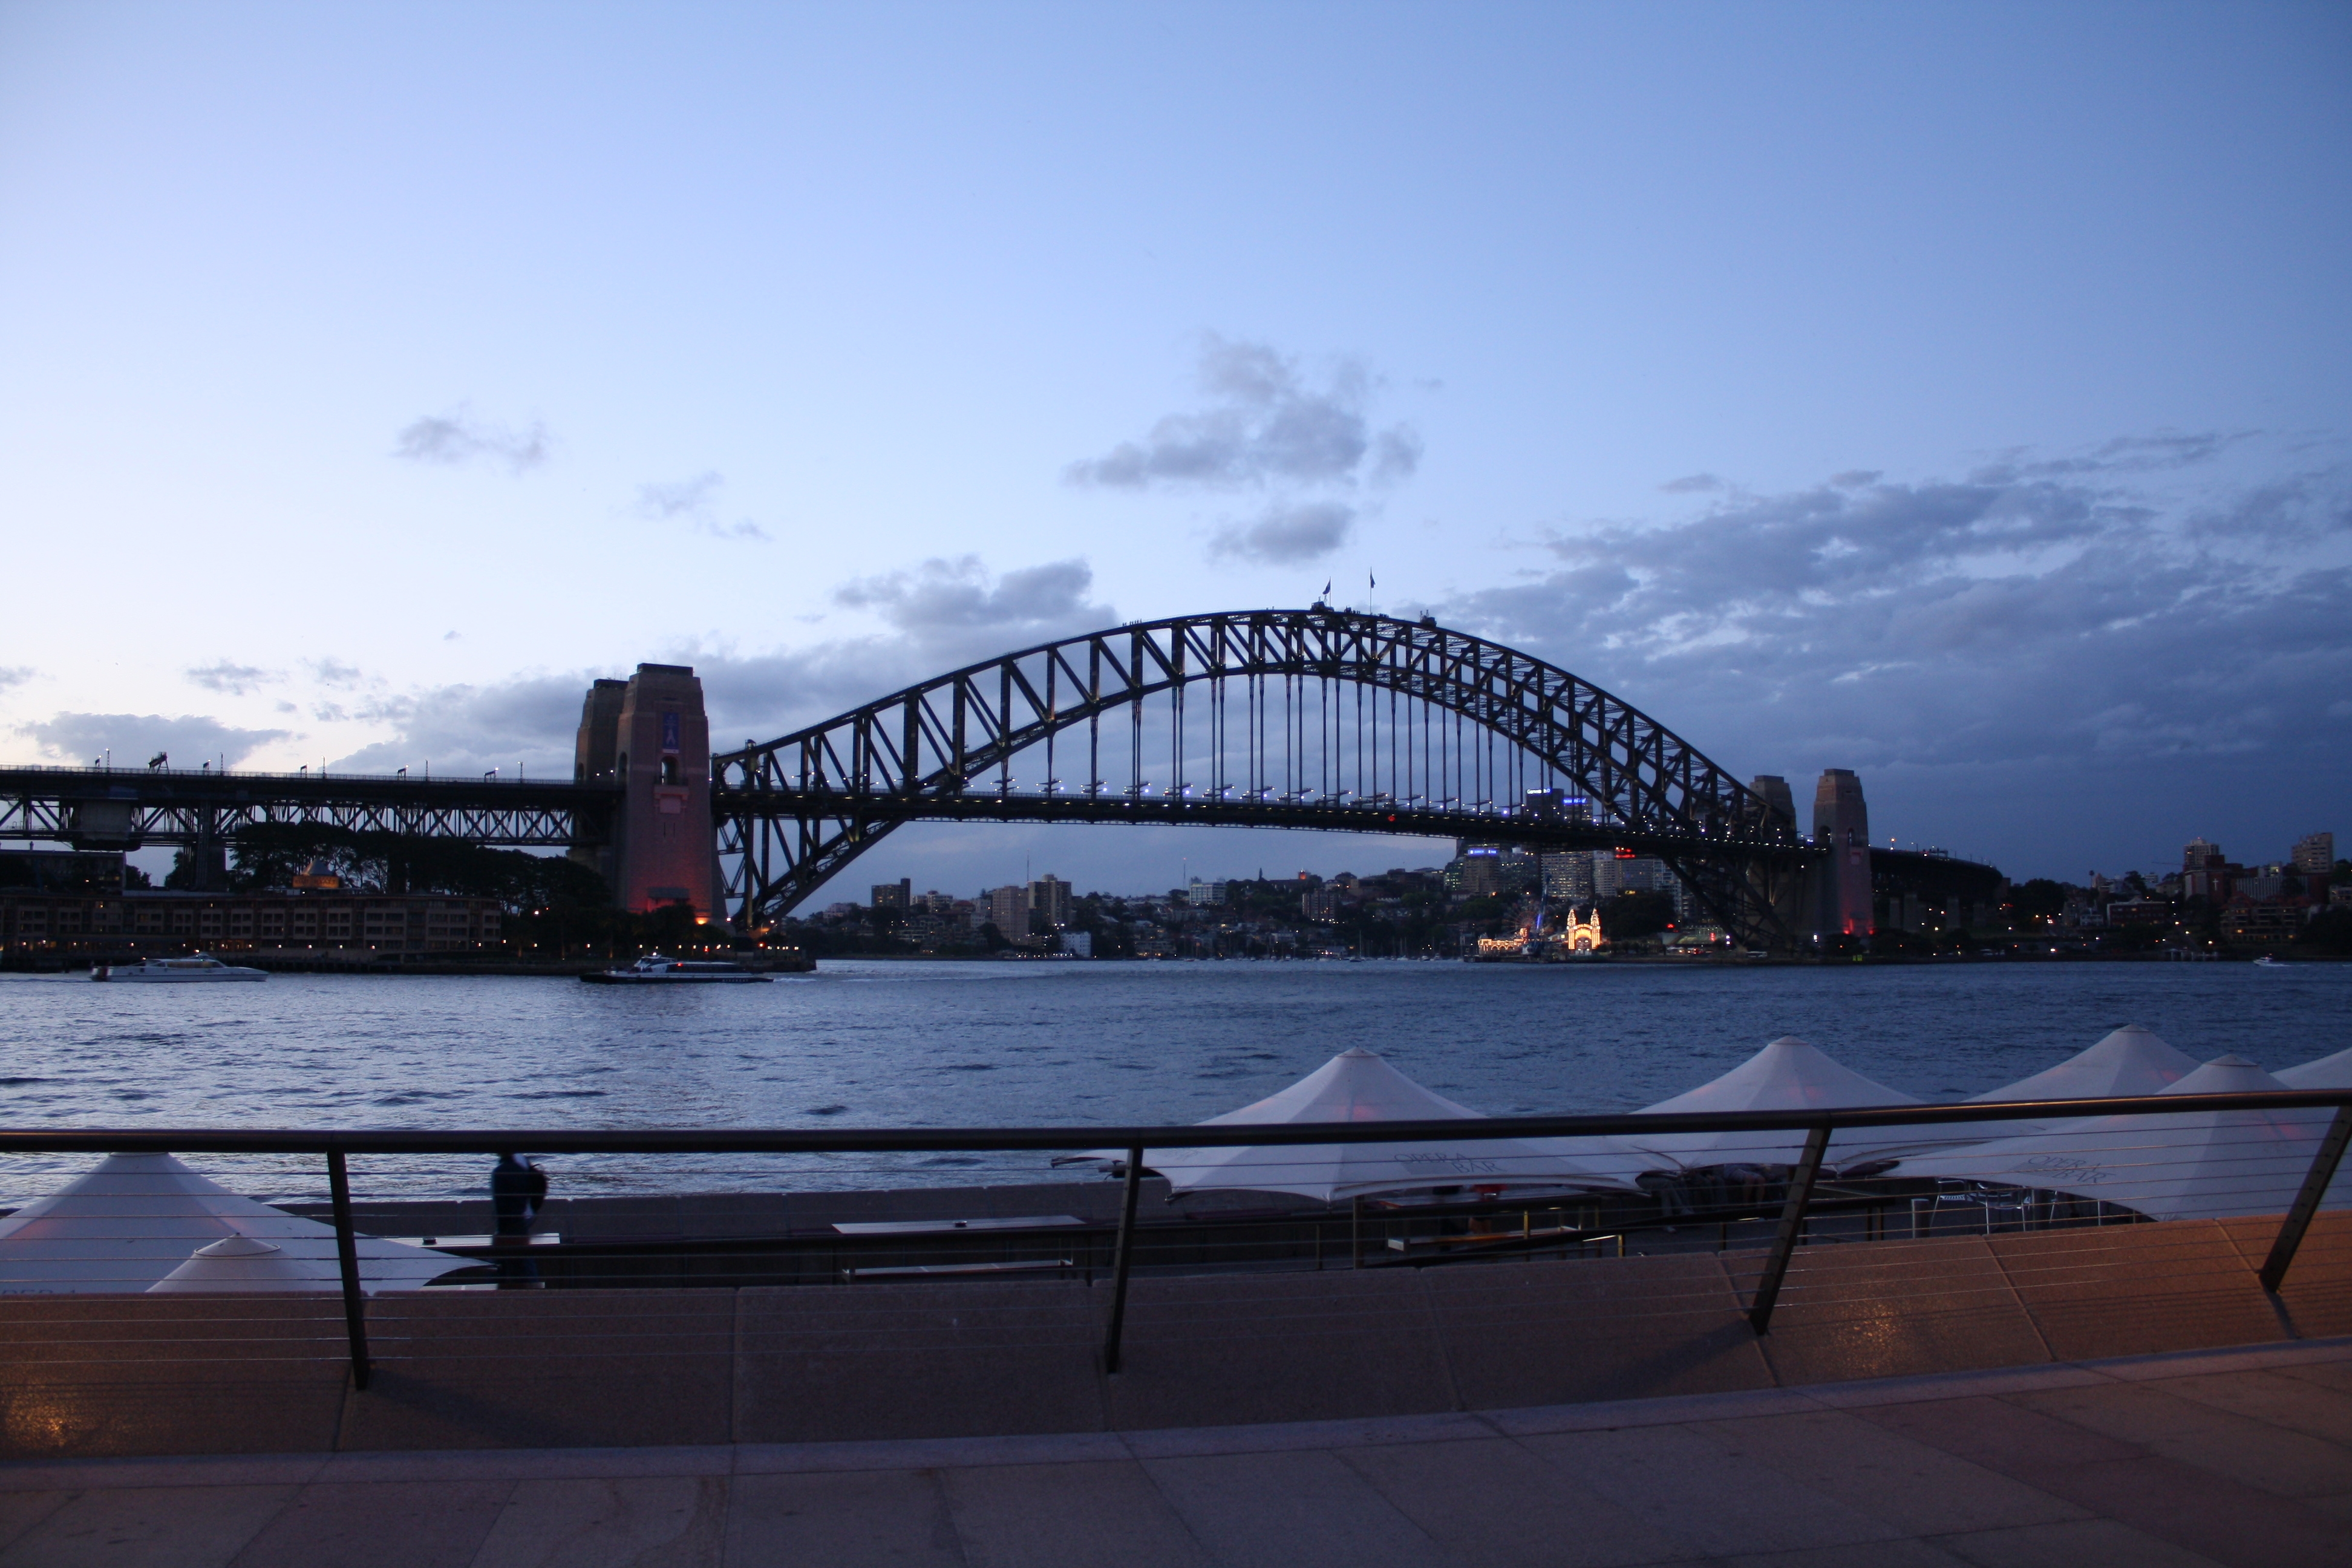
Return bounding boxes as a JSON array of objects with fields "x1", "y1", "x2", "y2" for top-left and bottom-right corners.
[{"x1": 0, "y1": 959, "x2": 2343, "y2": 1202}]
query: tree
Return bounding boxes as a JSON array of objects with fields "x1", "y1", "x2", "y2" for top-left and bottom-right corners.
[
  {"x1": 1606, "y1": 889, "x2": 1677, "y2": 942},
  {"x1": 2301, "y1": 909, "x2": 2352, "y2": 957},
  {"x1": 2009, "y1": 879, "x2": 2069, "y2": 927}
]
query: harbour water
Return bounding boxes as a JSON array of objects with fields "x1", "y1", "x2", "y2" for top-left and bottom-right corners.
[{"x1": 1, "y1": 959, "x2": 2345, "y2": 1202}]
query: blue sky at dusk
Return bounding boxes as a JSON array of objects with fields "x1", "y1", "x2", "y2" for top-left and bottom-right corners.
[{"x1": 2, "y1": 2, "x2": 2346, "y2": 895}]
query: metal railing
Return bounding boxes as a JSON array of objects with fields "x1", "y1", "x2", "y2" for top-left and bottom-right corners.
[{"x1": 5, "y1": 1087, "x2": 2348, "y2": 1389}]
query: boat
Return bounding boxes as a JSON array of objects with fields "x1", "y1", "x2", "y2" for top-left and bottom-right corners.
[
  {"x1": 580, "y1": 953, "x2": 773, "y2": 984},
  {"x1": 2253, "y1": 955, "x2": 2287, "y2": 968},
  {"x1": 92, "y1": 953, "x2": 268, "y2": 982}
]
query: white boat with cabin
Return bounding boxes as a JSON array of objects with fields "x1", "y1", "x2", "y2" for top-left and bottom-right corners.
[
  {"x1": 91, "y1": 953, "x2": 268, "y2": 982},
  {"x1": 580, "y1": 953, "x2": 772, "y2": 984}
]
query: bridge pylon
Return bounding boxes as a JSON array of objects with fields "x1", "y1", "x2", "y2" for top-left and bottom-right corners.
[{"x1": 571, "y1": 664, "x2": 723, "y2": 920}]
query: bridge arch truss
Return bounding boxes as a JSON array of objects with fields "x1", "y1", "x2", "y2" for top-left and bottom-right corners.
[{"x1": 713, "y1": 609, "x2": 1813, "y2": 949}]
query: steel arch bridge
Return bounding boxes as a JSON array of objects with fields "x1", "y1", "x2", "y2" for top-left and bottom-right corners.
[{"x1": 713, "y1": 607, "x2": 1819, "y2": 950}]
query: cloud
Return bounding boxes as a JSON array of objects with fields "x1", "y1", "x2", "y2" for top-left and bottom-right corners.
[
  {"x1": 686, "y1": 557, "x2": 1117, "y2": 740},
  {"x1": 307, "y1": 658, "x2": 365, "y2": 687},
  {"x1": 1210, "y1": 502, "x2": 1356, "y2": 565},
  {"x1": 1370, "y1": 428, "x2": 1423, "y2": 486},
  {"x1": 1964, "y1": 430, "x2": 2258, "y2": 486},
  {"x1": 393, "y1": 407, "x2": 550, "y2": 474},
  {"x1": 18, "y1": 713, "x2": 290, "y2": 767},
  {"x1": 1440, "y1": 439, "x2": 2352, "y2": 872},
  {"x1": 331, "y1": 675, "x2": 588, "y2": 775},
  {"x1": 1660, "y1": 474, "x2": 1723, "y2": 494},
  {"x1": 833, "y1": 557, "x2": 1111, "y2": 648},
  {"x1": 0, "y1": 667, "x2": 33, "y2": 691},
  {"x1": 319, "y1": 558, "x2": 1114, "y2": 771},
  {"x1": 1067, "y1": 336, "x2": 1418, "y2": 492},
  {"x1": 629, "y1": 471, "x2": 771, "y2": 541},
  {"x1": 633, "y1": 472, "x2": 722, "y2": 520},
  {"x1": 184, "y1": 661, "x2": 274, "y2": 696}
]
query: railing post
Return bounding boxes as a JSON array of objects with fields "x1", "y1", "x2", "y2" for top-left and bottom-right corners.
[
  {"x1": 1747, "y1": 1123, "x2": 1831, "y2": 1336},
  {"x1": 2261, "y1": 1103, "x2": 2352, "y2": 1294},
  {"x1": 327, "y1": 1149, "x2": 372, "y2": 1391},
  {"x1": 1102, "y1": 1143, "x2": 1145, "y2": 1374}
]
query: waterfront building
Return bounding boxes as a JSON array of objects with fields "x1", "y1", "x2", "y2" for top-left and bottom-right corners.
[
  {"x1": 2221, "y1": 899, "x2": 2311, "y2": 945},
  {"x1": 2181, "y1": 839, "x2": 2236, "y2": 902},
  {"x1": 982, "y1": 884, "x2": 1029, "y2": 938},
  {"x1": 1028, "y1": 874, "x2": 1072, "y2": 929},
  {"x1": 1184, "y1": 876, "x2": 1227, "y2": 907},
  {"x1": 1, "y1": 887, "x2": 502, "y2": 959},
  {"x1": 2292, "y1": 832, "x2": 2334, "y2": 876},
  {"x1": 1592, "y1": 851, "x2": 1625, "y2": 901},
  {"x1": 1453, "y1": 846, "x2": 1503, "y2": 898},
  {"x1": 872, "y1": 880, "x2": 911, "y2": 910},
  {"x1": 1540, "y1": 852, "x2": 1593, "y2": 901},
  {"x1": 0, "y1": 850, "x2": 123, "y2": 897}
]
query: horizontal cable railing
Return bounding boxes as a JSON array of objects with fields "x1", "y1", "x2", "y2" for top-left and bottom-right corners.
[{"x1": 3, "y1": 1089, "x2": 2348, "y2": 1390}]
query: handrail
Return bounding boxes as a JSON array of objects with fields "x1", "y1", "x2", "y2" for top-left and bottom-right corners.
[
  {"x1": 10, "y1": 1086, "x2": 2350, "y2": 1385},
  {"x1": 4, "y1": 1088, "x2": 2345, "y2": 1157}
]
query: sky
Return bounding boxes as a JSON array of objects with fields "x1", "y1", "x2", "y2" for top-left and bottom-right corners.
[{"x1": 2, "y1": 1, "x2": 2347, "y2": 897}]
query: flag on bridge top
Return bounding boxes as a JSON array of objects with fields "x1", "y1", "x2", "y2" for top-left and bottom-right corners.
[{"x1": 1321, "y1": 580, "x2": 1331, "y2": 597}]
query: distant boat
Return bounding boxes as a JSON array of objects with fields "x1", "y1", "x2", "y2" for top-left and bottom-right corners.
[
  {"x1": 92, "y1": 953, "x2": 267, "y2": 982},
  {"x1": 581, "y1": 953, "x2": 772, "y2": 985},
  {"x1": 2253, "y1": 955, "x2": 2287, "y2": 968}
]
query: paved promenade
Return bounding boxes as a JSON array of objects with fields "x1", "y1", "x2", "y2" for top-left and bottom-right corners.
[{"x1": 0, "y1": 1336, "x2": 2345, "y2": 1567}]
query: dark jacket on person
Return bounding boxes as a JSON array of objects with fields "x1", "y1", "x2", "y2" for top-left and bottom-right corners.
[{"x1": 491, "y1": 1154, "x2": 548, "y2": 1236}]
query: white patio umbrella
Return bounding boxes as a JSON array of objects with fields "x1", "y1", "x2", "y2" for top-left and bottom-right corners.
[
  {"x1": 0, "y1": 1152, "x2": 464, "y2": 1295},
  {"x1": 1134, "y1": 1048, "x2": 1647, "y2": 1203},
  {"x1": 149, "y1": 1235, "x2": 324, "y2": 1293},
  {"x1": 1953, "y1": 1024, "x2": 2204, "y2": 1139},
  {"x1": 2278, "y1": 1047, "x2": 2352, "y2": 1089},
  {"x1": 1602, "y1": 1037, "x2": 1952, "y2": 1173},
  {"x1": 1973, "y1": 1025, "x2": 2199, "y2": 1104},
  {"x1": 1893, "y1": 1056, "x2": 2344, "y2": 1223}
]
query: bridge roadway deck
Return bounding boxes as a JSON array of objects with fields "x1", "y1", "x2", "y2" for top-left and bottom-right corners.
[
  {"x1": 0, "y1": 767, "x2": 614, "y2": 851},
  {"x1": 712, "y1": 784, "x2": 1820, "y2": 861}
]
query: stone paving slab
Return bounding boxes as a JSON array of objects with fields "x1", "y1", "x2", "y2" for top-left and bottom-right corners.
[
  {"x1": 0, "y1": 1337, "x2": 2342, "y2": 1566},
  {"x1": 9, "y1": 1216, "x2": 2347, "y2": 1463}
]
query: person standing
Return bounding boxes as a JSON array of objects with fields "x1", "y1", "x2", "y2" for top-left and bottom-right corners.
[{"x1": 490, "y1": 1152, "x2": 549, "y2": 1287}]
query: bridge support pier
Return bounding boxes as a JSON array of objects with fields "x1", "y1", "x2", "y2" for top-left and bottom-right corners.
[
  {"x1": 184, "y1": 809, "x2": 228, "y2": 892},
  {"x1": 572, "y1": 665, "x2": 721, "y2": 920}
]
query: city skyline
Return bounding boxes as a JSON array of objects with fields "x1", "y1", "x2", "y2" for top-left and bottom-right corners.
[{"x1": 3, "y1": 4, "x2": 2347, "y2": 889}]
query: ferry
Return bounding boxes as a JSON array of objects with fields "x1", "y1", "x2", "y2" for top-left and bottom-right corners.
[
  {"x1": 92, "y1": 953, "x2": 269, "y2": 982},
  {"x1": 581, "y1": 953, "x2": 773, "y2": 985}
]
